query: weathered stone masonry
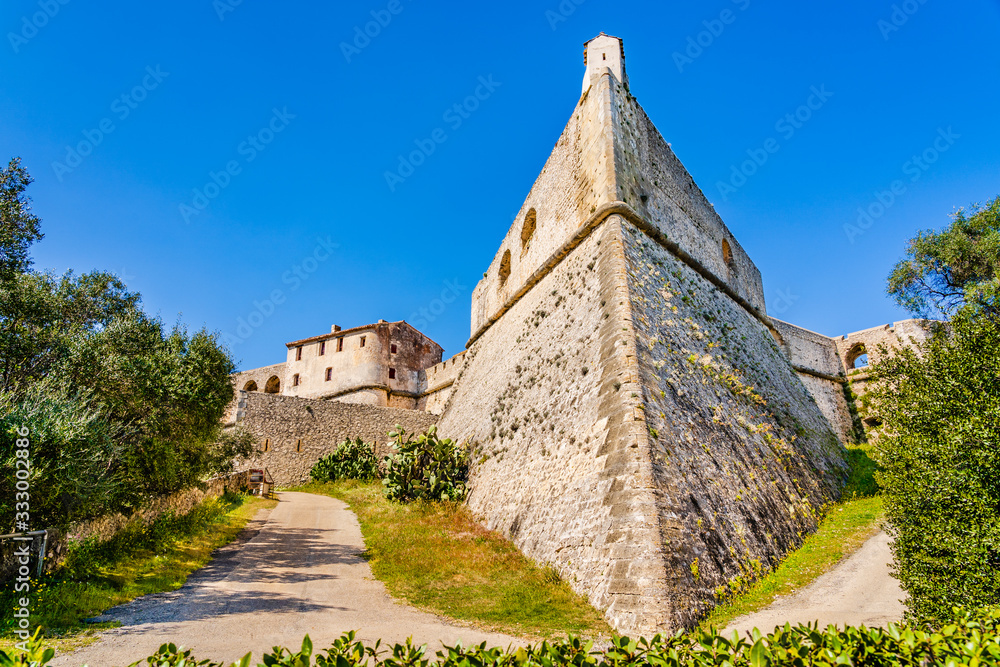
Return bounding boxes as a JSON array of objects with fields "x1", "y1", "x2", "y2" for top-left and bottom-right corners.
[
  {"x1": 439, "y1": 35, "x2": 847, "y2": 635},
  {"x1": 231, "y1": 391, "x2": 438, "y2": 486}
]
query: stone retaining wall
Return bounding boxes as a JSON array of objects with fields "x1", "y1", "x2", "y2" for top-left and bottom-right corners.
[{"x1": 231, "y1": 391, "x2": 439, "y2": 486}]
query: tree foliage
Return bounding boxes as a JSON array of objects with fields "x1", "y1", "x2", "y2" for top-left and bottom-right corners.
[
  {"x1": 0, "y1": 158, "x2": 240, "y2": 530},
  {"x1": 887, "y1": 196, "x2": 1000, "y2": 318},
  {"x1": 867, "y1": 195, "x2": 1000, "y2": 621},
  {"x1": 0, "y1": 157, "x2": 42, "y2": 283},
  {"x1": 867, "y1": 312, "x2": 1000, "y2": 621}
]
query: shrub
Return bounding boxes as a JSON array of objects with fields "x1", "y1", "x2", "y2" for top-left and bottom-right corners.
[
  {"x1": 866, "y1": 313, "x2": 1000, "y2": 622},
  {"x1": 8, "y1": 608, "x2": 1000, "y2": 667},
  {"x1": 383, "y1": 425, "x2": 468, "y2": 502},
  {"x1": 309, "y1": 438, "x2": 379, "y2": 483}
]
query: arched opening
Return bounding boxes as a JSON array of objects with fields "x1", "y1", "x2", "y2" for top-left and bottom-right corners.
[
  {"x1": 264, "y1": 376, "x2": 281, "y2": 394},
  {"x1": 498, "y1": 249, "x2": 511, "y2": 288},
  {"x1": 722, "y1": 239, "x2": 734, "y2": 267},
  {"x1": 243, "y1": 380, "x2": 258, "y2": 392},
  {"x1": 846, "y1": 344, "x2": 869, "y2": 370},
  {"x1": 521, "y1": 209, "x2": 537, "y2": 252}
]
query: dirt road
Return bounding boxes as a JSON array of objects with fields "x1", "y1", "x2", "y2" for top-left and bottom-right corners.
[
  {"x1": 54, "y1": 492, "x2": 520, "y2": 667},
  {"x1": 724, "y1": 530, "x2": 906, "y2": 636}
]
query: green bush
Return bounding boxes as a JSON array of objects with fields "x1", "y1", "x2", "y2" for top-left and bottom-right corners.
[
  {"x1": 866, "y1": 313, "x2": 1000, "y2": 622},
  {"x1": 7, "y1": 608, "x2": 1000, "y2": 667},
  {"x1": 309, "y1": 438, "x2": 380, "y2": 483},
  {"x1": 383, "y1": 425, "x2": 468, "y2": 502}
]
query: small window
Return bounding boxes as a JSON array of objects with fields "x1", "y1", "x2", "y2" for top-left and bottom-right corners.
[
  {"x1": 263, "y1": 438, "x2": 270, "y2": 453},
  {"x1": 389, "y1": 368, "x2": 396, "y2": 379},
  {"x1": 319, "y1": 341, "x2": 326, "y2": 356},
  {"x1": 325, "y1": 368, "x2": 332, "y2": 381},
  {"x1": 296, "y1": 439, "x2": 302, "y2": 453},
  {"x1": 295, "y1": 346, "x2": 303, "y2": 361},
  {"x1": 602, "y1": 52, "x2": 606, "y2": 61},
  {"x1": 847, "y1": 343, "x2": 869, "y2": 370},
  {"x1": 499, "y1": 249, "x2": 511, "y2": 287},
  {"x1": 521, "y1": 209, "x2": 537, "y2": 252},
  {"x1": 337, "y1": 338, "x2": 343, "y2": 352},
  {"x1": 390, "y1": 344, "x2": 397, "y2": 354},
  {"x1": 360, "y1": 336, "x2": 366, "y2": 348},
  {"x1": 292, "y1": 373, "x2": 300, "y2": 387},
  {"x1": 722, "y1": 239, "x2": 734, "y2": 267}
]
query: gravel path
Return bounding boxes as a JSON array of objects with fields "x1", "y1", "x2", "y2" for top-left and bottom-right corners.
[
  {"x1": 723, "y1": 530, "x2": 906, "y2": 636},
  {"x1": 54, "y1": 492, "x2": 520, "y2": 667}
]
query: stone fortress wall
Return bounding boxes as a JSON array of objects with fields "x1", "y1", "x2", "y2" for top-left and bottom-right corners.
[
  {"x1": 769, "y1": 317, "x2": 937, "y2": 438},
  {"x1": 222, "y1": 32, "x2": 940, "y2": 637},
  {"x1": 438, "y1": 40, "x2": 848, "y2": 635},
  {"x1": 229, "y1": 391, "x2": 439, "y2": 487},
  {"x1": 417, "y1": 350, "x2": 467, "y2": 415}
]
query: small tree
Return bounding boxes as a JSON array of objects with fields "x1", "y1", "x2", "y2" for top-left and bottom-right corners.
[
  {"x1": 867, "y1": 195, "x2": 1000, "y2": 621},
  {"x1": 887, "y1": 196, "x2": 1000, "y2": 318},
  {"x1": 0, "y1": 157, "x2": 42, "y2": 283},
  {"x1": 867, "y1": 313, "x2": 1000, "y2": 621}
]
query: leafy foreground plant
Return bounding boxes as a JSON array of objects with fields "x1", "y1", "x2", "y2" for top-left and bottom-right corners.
[
  {"x1": 6, "y1": 609, "x2": 1000, "y2": 667},
  {"x1": 383, "y1": 425, "x2": 469, "y2": 502},
  {"x1": 309, "y1": 438, "x2": 380, "y2": 483}
]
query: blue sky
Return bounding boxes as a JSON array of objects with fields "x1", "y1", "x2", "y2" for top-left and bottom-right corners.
[{"x1": 3, "y1": 0, "x2": 998, "y2": 370}]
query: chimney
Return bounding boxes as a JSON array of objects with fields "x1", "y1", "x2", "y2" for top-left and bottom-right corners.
[{"x1": 331, "y1": 325, "x2": 341, "y2": 333}]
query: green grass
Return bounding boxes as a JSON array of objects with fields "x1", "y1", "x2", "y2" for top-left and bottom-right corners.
[
  {"x1": 294, "y1": 480, "x2": 612, "y2": 640},
  {"x1": 0, "y1": 492, "x2": 276, "y2": 654},
  {"x1": 699, "y1": 444, "x2": 885, "y2": 630}
]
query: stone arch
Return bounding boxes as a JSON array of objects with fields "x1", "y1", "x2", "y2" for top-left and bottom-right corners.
[
  {"x1": 722, "y1": 239, "x2": 734, "y2": 267},
  {"x1": 521, "y1": 208, "x2": 537, "y2": 252},
  {"x1": 243, "y1": 380, "x2": 259, "y2": 392},
  {"x1": 264, "y1": 376, "x2": 281, "y2": 394},
  {"x1": 846, "y1": 343, "x2": 869, "y2": 370},
  {"x1": 498, "y1": 249, "x2": 511, "y2": 288}
]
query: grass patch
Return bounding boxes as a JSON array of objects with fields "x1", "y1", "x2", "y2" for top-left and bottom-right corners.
[
  {"x1": 0, "y1": 492, "x2": 276, "y2": 654},
  {"x1": 700, "y1": 444, "x2": 885, "y2": 630},
  {"x1": 294, "y1": 480, "x2": 611, "y2": 640}
]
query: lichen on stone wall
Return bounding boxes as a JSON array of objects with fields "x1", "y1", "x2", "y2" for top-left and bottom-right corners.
[{"x1": 619, "y1": 221, "x2": 847, "y2": 626}]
